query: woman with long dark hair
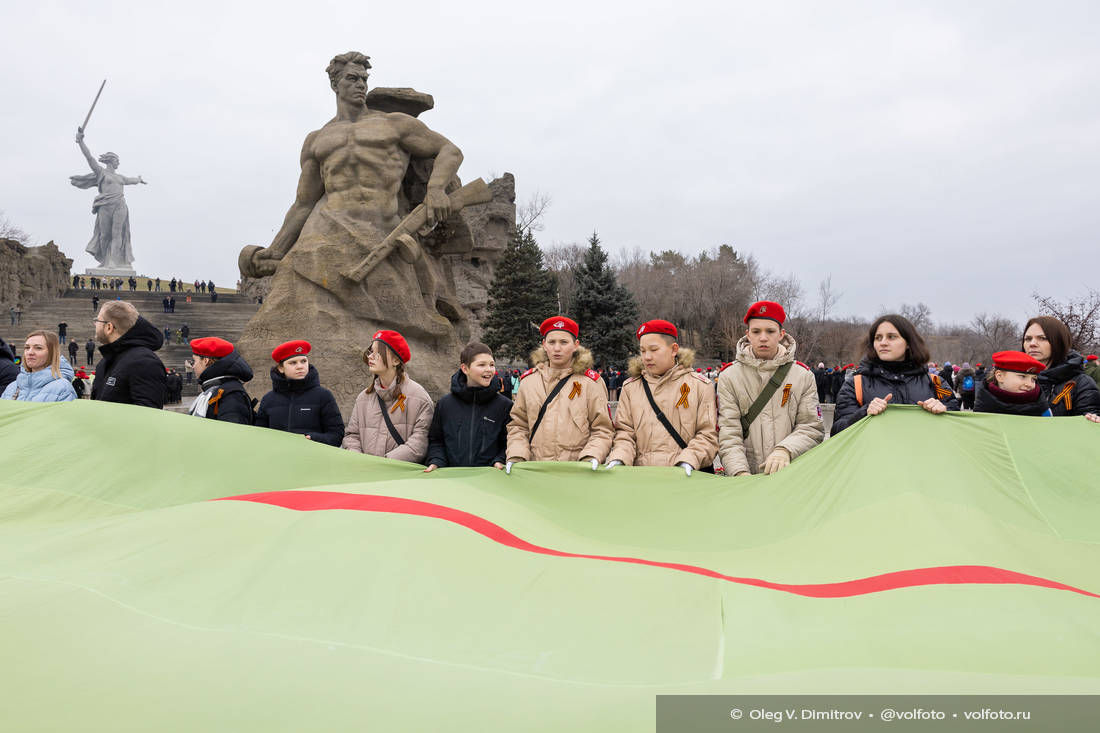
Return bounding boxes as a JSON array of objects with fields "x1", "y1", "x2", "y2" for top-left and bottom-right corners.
[
  {"x1": 831, "y1": 314, "x2": 958, "y2": 435},
  {"x1": 1021, "y1": 316, "x2": 1100, "y2": 420}
]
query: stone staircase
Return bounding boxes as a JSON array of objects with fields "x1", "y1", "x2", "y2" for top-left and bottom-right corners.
[{"x1": 5, "y1": 288, "x2": 260, "y2": 398}]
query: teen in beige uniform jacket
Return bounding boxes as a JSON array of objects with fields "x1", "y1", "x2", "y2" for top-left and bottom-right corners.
[
  {"x1": 716, "y1": 334, "x2": 824, "y2": 476},
  {"x1": 342, "y1": 376, "x2": 434, "y2": 463},
  {"x1": 506, "y1": 346, "x2": 614, "y2": 462},
  {"x1": 607, "y1": 349, "x2": 718, "y2": 468}
]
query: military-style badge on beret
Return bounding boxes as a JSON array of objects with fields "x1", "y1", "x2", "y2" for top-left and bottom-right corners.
[
  {"x1": 540, "y1": 316, "x2": 579, "y2": 338},
  {"x1": 635, "y1": 319, "x2": 677, "y2": 339},
  {"x1": 271, "y1": 340, "x2": 311, "y2": 363},
  {"x1": 744, "y1": 300, "x2": 786, "y2": 325},
  {"x1": 373, "y1": 330, "x2": 411, "y2": 363}
]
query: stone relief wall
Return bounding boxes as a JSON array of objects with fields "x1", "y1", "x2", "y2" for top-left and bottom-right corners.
[{"x1": 0, "y1": 239, "x2": 72, "y2": 308}]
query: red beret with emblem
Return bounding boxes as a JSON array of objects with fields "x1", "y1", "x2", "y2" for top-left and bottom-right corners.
[
  {"x1": 540, "y1": 316, "x2": 578, "y2": 338},
  {"x1": 635, "y1": 319, "x2": 677, "y2": 339},
  {"x1": 272, "y1": 340, "x2": 311, "y2": 363},
  {"x1": 190, "y1": 336, "x2": 234, "y2": 359},
  {"x1": 373, "y1": 330, "x2": 411, "y2": 363},
  {"x1": 744, "y1": 300, "x2": 786, "y2": 325},
  {"x1": 991, "y1": 350, "x2": 1046, "y2": 374}
]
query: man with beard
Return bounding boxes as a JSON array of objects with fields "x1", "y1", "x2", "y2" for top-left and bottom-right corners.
[{"x1": 91, "y1": 301, "x2": 167, "y2": 408}]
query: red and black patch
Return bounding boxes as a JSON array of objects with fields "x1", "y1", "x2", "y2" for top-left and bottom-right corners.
[{"x1": 519, "y1": 368, "x2": 536, "y2": 380}]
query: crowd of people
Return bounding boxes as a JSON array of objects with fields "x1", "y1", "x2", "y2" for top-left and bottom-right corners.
[
  {"x1": 2, "y1": 299, "x2": 1098, "y2": 475},
  {"x1": 71, "y1": 275, "x2": 219, "y2": 294}
]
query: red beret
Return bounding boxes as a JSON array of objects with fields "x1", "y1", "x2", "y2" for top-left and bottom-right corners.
[
  {"x1": 540, "y1": 316, "x2": 578, "y2": 338},
  {"x1": 635, "y1": 319, "x2": 678, "y2": 339},
  {"x1": 191, "y1": 336, "x2": 233, "y2": 359},
  {"x1": 991, "y1": 350, "x2": 1046, "y2": 374},
  {"x1": 373, "y1": 330, "x2": 410, "y2": 363},
  {"x1": 744, "y1": 300, "x2": 786, "y2": 325},
  {"x1": 1087, "y1": 355, "x2": 1098, "y2": 362},
  {"x1": 272, "y1": 340, "x2": 311, "y2": 363}
]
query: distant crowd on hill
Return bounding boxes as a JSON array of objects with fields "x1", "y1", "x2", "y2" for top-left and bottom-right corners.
[{"x1": 72, "y1": 275, "x2": 220, "y2": 294}]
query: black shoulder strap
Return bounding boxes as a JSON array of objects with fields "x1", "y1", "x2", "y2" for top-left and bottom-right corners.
[
  {"x1": 529, "y1": 375, "x2": 572, "y2": 441},
  {"x1": 640, "y1": 377, "x2": 687, "y2": 449},
  {"x1": 376, "y1": 393, "x2": 405, "y2": 446},
  {"x1": 739, "y1": 361, "x2": 794, "y2": 436}
]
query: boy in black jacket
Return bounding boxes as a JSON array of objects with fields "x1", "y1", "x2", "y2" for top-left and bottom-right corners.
[
  {"x1": 254, "y1": 340, "x2": 345, "y2": 446},
  {"x1": 424, "y1": 343, "x2": 512, "y2": 471},
  {"x1": 186, "y1": 337, "x2": 254, "y2": 424}
]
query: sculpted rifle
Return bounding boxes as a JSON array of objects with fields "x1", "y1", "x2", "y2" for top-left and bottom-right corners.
[{"x1": 341, "y1": 178, "x2": 493, "y2": 283}]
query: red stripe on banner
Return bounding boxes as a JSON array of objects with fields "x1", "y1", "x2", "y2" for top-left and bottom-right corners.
[{"x1": 214, "y1": 491, "x2": 1100, "y2": 600}]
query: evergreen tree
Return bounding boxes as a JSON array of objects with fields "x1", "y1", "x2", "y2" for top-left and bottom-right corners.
[
  {"x1": 482, "y1": 227, "x2": 559, "y2": 362},
  {"x1": 571, "y1": 231, "x2": 638, "y2": 368}
]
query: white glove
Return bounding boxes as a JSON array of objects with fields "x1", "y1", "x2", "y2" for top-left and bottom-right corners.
[
  {"x1": 505, "y1": 461, "x2": 515, "y2": 475},
  {"x1": 606, "y1": 459, "x2": 624, "y2": 469},
  {"x1": 677, "y1": 462, "x2": 693, "y2": 477},
  {"x1": 585, "y1": 458, "x2": 599, "y2": 471},
  {"x1": 759, "y1": 447, "x2": 791, "y2": 475}
]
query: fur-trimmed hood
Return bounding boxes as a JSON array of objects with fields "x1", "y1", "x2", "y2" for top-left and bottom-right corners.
[
  {"x1": 529, "y1": 345, "x2": 595, "y2": 375},
  {"x1": 735, "y1": 333, "x2": 797, "y2": 372},
  {"x1": 627, "y1": 347, "x2": 696, "y2": 378}
]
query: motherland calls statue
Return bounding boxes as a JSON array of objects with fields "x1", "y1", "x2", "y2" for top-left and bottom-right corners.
[
  {"x1": 70, "y1": 129, "x2": 145, "y2": 273},
  {"x1": 236, "y1": 52, "x2": 508, "y2": 411}
]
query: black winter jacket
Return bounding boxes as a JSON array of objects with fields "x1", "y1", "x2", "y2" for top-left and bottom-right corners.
[
  {"x1": 0, "y1": 339, "x2": 19, "y2": 394},
  {"x1": 195, "y1": 349, "x2": 254, "y2": 424},
  {"x1": 255, "y1": 366, "x2": 344, "y2": 446},
  {"x1": 973, "y1": 381, "x2": 1051, "y2": 417},
  {"x1": 91, "y1": 317, "x2": 167, "y2": 408},
  {"x1": 426, "y1": 371, "x2": 512, "y2": 468},
  {"x1": 831, "y1": 358, "x2": 960, "y2": 435},
  {"x1": 1037, "y1": 351, "x2": 1100, "y2": 417}
]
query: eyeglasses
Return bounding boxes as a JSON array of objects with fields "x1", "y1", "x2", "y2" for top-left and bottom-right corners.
[{"x1": 93, "y1": 319, "x2": 110, "y2": 324}]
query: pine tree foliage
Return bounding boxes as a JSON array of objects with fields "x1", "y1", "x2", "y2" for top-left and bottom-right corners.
[
  {"x1": 482, "y1": 227, "x2": 559, "y2": 362},
  {"x1": 571, "y1": 231, "x2": 639, "y2": 368}
]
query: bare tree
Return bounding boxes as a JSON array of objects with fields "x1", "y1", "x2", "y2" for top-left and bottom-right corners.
[
  {"x1": 897, "y1": 302, "x2": 934, "y2": 334},
  {"x1": 817, "y1": 317, "x2": 868, "y2": 367},
  {"x1": 0, "y1": 210, "x2": 32, "y2": 244},
  {"x1": 792, "y1": 276, "x2": 843, "y2": 364},
  {"x1": 543, "y1": 242, "x2": 586, "y2": 314},
  {"x1": 516, "y1": 191, "x2": 553, "y2": 235},
  {"x1": 971, "y1": 313, "x2": 1019, "y2": 357},
  {"x1": 1032, "y1": 289, "x2": 1100, "y2": 353}
]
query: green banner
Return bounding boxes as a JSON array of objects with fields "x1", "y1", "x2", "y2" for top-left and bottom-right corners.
[{"x1": 1, "y1": 400, "x2": 1097, "y2": 731}]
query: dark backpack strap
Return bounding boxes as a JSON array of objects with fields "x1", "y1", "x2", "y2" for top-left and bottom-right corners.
[
  {"x1": 739, "y1": 361, "x2": 794, "y2": 436},
  {"x1": 376, "y1": 393, "x2": 405, "y2": 446},
  {"x1": 640, "y1": 377, "x2": 687, "y2": 449},
  {"x1": 529, "y1": 375, "x2": 572, "y2": 441}
]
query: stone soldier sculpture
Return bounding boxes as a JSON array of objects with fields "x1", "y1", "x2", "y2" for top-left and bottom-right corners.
[{"x1": 236, "y1": 52, "x2": 499, "y2": 410}]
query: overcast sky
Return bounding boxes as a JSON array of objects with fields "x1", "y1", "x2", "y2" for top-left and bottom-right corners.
[{"x1": 2, "y1": 0, "x2": 1097, "y2": 325}]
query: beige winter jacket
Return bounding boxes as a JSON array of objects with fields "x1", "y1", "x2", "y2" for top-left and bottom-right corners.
[
  {"x1": 341, "y1": 375, "x2": 434, "y2": 464},
  {"x1": 506, "y1": 346, "x2": 614, "y2": 463},
  {"x1": 607, "y1": 350, "x2": 718, "y2": 469},
  {"x1": 716, "y1": 334, "x2": 824, "y2": 476}
]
